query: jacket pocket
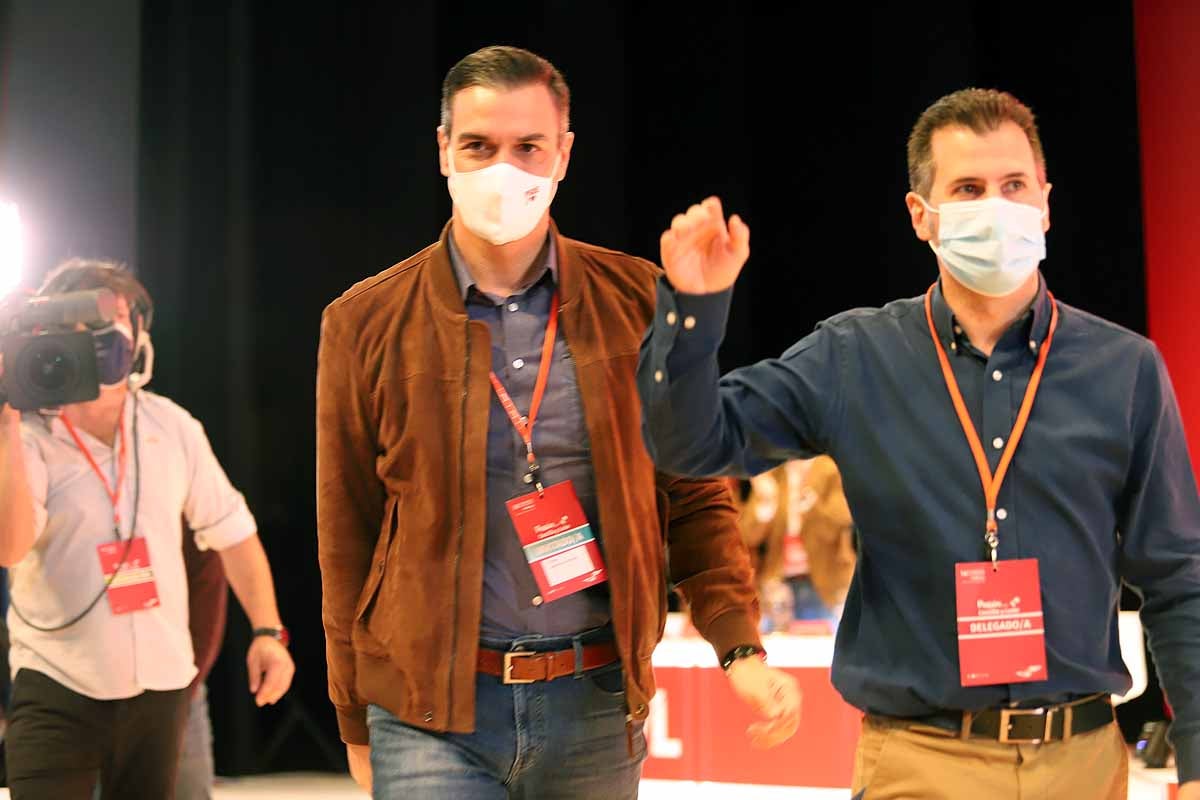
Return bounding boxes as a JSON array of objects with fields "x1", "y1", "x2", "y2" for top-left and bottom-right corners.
[{"x1": 354, "y1": 494, "x2": 399, "y2": 623}]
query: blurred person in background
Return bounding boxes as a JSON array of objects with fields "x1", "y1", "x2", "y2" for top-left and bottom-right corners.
[{"x1": 736, "y1": 457, "x2": 855, "y2": 632}]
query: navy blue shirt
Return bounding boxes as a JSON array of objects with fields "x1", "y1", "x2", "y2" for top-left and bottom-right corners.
[
  {"x1": 638, "y1": 275, "x2": 1200, "y2": 780},
  {"x1": 448, "y1": 233, "x2": 610, "y2": 639}
]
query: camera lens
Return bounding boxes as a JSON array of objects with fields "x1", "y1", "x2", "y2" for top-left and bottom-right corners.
[{"x1": 22, "y1": 340, "x2": 79, "y2": 392}]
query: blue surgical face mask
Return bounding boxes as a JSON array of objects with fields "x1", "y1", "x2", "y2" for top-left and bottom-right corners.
[
  {"x1": 921, "y1": 196, "x2": 1048, "y2": 297},
  {"x1": 93, "y1": 322, "x2": 135, "y2": 389}
]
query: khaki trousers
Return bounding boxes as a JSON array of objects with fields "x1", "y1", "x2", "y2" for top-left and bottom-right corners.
[{"x1": 852, "y1": 714, "x2": 1128, "y2": 800}]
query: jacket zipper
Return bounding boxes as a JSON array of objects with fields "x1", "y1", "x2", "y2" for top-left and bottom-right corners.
[{"x1": 447, "y1": 318, "x2": 470, "y2": 724}]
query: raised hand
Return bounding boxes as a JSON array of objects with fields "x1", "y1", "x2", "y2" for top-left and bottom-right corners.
[{"x1": 660, "y1": 196, "x2": 750, "y2": 295}]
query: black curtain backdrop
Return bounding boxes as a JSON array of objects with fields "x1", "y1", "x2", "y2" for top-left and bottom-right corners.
[{"x1": 137, "y1": 0, "x2": 1149, "y2": 775}]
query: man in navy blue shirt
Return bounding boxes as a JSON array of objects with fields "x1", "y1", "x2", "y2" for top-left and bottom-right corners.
[{"x1": 638, "y1": 88, "x2": 1200, "y2": 798}]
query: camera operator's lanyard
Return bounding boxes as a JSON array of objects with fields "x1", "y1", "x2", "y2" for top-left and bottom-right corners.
[
  {"x1": 61, "y1": 413, "x2": 128, "y2": 538},
  {"x1": 61, "y1": 408, "x2": 161, "y2": 614},
  {"x1": 489, "y1": 291, "x2": 560, "y2": 497},
  {"x1": 923, "y1": 284, "x2": 1059, "y2": 568}
]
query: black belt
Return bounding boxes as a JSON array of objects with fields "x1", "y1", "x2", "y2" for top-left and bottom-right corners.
[{"x1": 914, "y1": 693, "x2": 1114, "y2": 744}]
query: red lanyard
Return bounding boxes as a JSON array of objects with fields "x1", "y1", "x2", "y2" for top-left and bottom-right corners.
[
  {"x1": 923, "y1": 284, "x2": 1059, "y2": 567},
  {"x1": 61, "y1": 411, "x2": 128, "y2": 536},
  {"x1": 489, "y1": 292, "x2": 560, "y2": 496}
]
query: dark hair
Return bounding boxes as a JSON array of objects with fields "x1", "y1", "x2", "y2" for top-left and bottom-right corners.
[
  {"x1": 38, "y1": 258, "x2": 154, "y2": 331},
  {"x1": 907, "y1": 88, "x2": 1046, "y2": 199},
  {"x1": 440, "y1": 45, "x2": 570, "y2": 136}
]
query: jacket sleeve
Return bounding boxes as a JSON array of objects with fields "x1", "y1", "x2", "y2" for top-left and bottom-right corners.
[
  {"x1": 316, "y1": 307, "x2": 386, "y2": 745},
  {"x1": 658, "y1": 471, "x2": 763, "y2": 661}
]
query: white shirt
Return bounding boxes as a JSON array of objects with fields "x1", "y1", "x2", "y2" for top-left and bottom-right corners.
[{"x1": 8, "y1": 390, "x2": 256, "y2": 700}]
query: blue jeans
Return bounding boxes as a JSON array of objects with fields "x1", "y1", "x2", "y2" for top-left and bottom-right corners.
[{"x1": 367, "y1": 631, "x2": 646, "y2": 799}]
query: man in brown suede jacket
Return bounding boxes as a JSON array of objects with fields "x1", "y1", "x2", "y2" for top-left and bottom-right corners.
[{"x1": 316, "y1": 46, "x2": 801, "y2": 798}]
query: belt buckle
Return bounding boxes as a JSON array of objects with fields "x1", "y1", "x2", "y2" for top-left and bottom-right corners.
[
  {"x1": 503, "y1": 650, "x2": 538, "y2": 685},
  {"x1": 998, "y1": 707, "x2": 1055, "y2": 744}
]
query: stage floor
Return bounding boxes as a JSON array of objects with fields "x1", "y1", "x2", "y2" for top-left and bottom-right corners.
[
  {"x1": 211, "y1": 776, "x2": 848, "y2": 798},
  {"x1": 0, "y1": 764, "x2": 1178, "y2": 798}
]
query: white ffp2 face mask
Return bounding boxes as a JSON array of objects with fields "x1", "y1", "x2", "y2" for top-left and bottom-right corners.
[
  {"x1": 922, "y1": 196, "x2": 1047, "y2": 297},
  {"x1": 447, "y1": 153, "x2": 560, "y2": 246}
]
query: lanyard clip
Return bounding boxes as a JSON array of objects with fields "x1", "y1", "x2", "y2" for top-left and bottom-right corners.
[
  {"x1": 526, "y1": 460, "x2": 545, "y2": 498},
  {"x1": 524, "y1": 442, "x2": 545, "y2": 497},
  {"x1": 985, "y1": 513, "x2": 999, "y2": 571}
]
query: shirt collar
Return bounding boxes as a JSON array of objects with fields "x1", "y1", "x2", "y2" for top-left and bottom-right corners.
[
  {"x1": 930, "y1": 271, "x2": 1054, "y2": 357},
  {"x1": 447, "y1": 226, "x2": 558, "y2": 302}
]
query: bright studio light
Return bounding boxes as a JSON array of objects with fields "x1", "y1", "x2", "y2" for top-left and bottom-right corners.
[{"x1": 0, "y1": 202, "x2": 24, "y2": 299}]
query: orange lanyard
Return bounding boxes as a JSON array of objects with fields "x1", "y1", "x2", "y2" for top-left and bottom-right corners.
[
  {"x1": 61, "y1": 411, "x2": 128, "y2": 537},
  {"x1": 923, "y1": 285, "x2": 1059, "y2": 567},
  {"x1": 489, "y1": 292, "x2": 560, "y2": 496}
]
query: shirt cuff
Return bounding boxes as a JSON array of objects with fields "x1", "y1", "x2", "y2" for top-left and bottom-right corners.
[
  {"x1": 659, "y1": 279, "x2": 734, "y2": 355},
  {"x1": 193, "y1": 501, "x2": 257, "y2": 551}
]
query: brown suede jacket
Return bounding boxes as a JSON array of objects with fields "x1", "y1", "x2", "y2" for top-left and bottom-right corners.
[{"x1": 316, "y1": 222, "x2": 761, "y2": 745}]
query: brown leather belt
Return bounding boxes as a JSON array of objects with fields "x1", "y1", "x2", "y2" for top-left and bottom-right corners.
[
  {"x1": 911, "y1": 693, "x2": 1115, "y2": 744},
  {"x1": 477, "y1": 642, "x2": 619, "y2": 685}
]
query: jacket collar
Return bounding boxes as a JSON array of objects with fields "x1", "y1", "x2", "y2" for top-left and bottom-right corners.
[{"x1": 427, "y1": 219, "x2": 582, "y2": 317}]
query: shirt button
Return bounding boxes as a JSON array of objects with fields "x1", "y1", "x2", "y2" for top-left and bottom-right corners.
[
  {"x1": 950, "y1": 341, "x2": 958, "y2": 352},
  {"x1": 531, "y1": 595, "x2": 544, "y2": 607},
  {"x1": 512, "y1": 358, "x2": 525, "y2": 369},
  {"x1": 992, "y1": 370, "x2": 1003, "y2": 382},
  {"x1": 683, "y1": 315, "x2": 696, "y2": 330},
  {"x1": 654, "y1": 370, "x2": 664, "y2": 383},
  {"x1": 507, "y1": 302, "x2": 519, "y2": 312},
  {"x1": 992, "y1": 436, "x2": 1004, "y2": 450},
  {"x1": 996, "y1": 508, "x2": 1009, "y2": 521},
  {"x1": 953, "y1": 325, "x2": 963, "y2": 335},
  {"x1": 1029, "y1": 340, "x2": 1039, "y2": 353},
  {"x1": 666, "y1": 311, "x2": 677, "y2": 326}
]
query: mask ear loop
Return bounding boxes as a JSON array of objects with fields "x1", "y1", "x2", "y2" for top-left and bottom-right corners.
[
  {"x1": 127, "y1": 332, "x2": 153, "y2": 392},
  {"x1": 918, "y1": 195, "x2": 942, "y2": 252},
  {"x1": 127, "y1": 307, "x2": 154, "y2": 392}
]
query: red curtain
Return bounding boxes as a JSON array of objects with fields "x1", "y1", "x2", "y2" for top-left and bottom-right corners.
[{"x1": 1136, "y1": 1, "x2": 1200, "y2": 469}]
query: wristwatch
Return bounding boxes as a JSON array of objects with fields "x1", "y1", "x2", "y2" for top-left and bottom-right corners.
[
  {"x1": 721, "y1": 644, "x2": 766, "y2": 671},
  {"x1": 252, "y1": 626, "x2": 290, "y2": 648}
]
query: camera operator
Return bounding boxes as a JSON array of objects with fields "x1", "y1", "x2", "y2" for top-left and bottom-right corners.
[{"x1": 0, "y1": 259, "x2": 295, "y2": 799}]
